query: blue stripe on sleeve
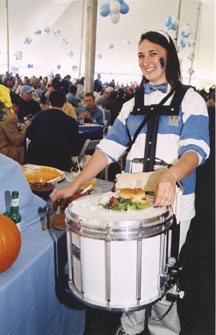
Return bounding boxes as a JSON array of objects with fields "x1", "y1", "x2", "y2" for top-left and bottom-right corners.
[
  {"x1": 106, "y1": 118, "x2": 131, "y2": 146},
  {"x1": 180, "y1": 114, "x2": 209, "y2": 144}
]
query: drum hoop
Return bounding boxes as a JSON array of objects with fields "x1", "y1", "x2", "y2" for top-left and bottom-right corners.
[
  {"x1": 66, "y1": 213, "x2": 174, "y2": 241},
  {"x1": 68, "y1": 279, "x2": 164, "y2": 312}
]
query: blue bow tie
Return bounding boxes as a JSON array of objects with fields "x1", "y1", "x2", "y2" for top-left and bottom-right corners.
[{"x1": 144, "y1": 82, "x2": 168, "y2": 94}]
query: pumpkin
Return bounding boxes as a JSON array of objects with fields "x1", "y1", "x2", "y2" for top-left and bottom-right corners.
[{"x1": 0, "y1": 214, "x2": 22, "y2": 273}]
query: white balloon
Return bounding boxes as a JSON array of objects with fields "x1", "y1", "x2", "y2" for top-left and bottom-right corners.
[
  {"x1": 110, "y1": 0, "x2": 120, "y2": 14},
  {"x1": 110, "y1": 12, "x2": 120, "y2": 23}
]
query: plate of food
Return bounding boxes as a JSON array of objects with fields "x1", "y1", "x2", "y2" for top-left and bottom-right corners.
[
  {"x1": 100, "y1": 188, "x2": 152, "y2": 211},
  {"x1": 22, "y1": 164, "x2": 65, "y2": 183}
]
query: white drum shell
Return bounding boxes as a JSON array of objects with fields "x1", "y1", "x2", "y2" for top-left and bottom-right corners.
[{"x1": 66, "y1": 193, "x2": 174, "y2": 311}]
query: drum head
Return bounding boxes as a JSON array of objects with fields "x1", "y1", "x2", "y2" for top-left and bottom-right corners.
[{"x1": 65, "y1": 192, "x2": 173, "y2": 239}]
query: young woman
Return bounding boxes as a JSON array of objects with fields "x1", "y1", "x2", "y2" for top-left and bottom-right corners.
[{"x1": 52, "y1": 31, "x2": 210, "y2": 335}]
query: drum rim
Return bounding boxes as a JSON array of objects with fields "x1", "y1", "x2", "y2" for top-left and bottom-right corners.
[
  {"x1": 66, "y1": 210, "x2": 174, "y2": 240},
  {"x1": 68, "y1": 279, "x2": 165, "y2": 312}
]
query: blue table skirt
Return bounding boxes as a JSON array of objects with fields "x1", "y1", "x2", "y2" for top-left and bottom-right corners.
[
  {"x1": 78, "y1": 124, "x2": 103, "y2": 140},
  {"x1": 0, "y1": 223, "x2": 86, "y2": 335}
]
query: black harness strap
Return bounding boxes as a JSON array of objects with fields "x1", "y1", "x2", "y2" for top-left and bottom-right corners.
[{"x1": 126, "y1": 83, "x2": 191, "y2": 172}]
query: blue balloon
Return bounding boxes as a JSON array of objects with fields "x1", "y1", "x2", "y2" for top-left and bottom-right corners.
[
  {"x1": 27, "y1": 64, "x2": 31, "y2": 68},
  {"x1": 120, "y1": 2, "x2": 129, "y2": 14},
  {"x1": 100, "y1": 3, "x2": 110, "y2": 17}
]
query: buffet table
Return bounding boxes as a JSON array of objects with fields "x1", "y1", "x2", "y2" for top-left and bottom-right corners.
[{"x1": 0, "y1": 178, "x2": 113, "y2": 335}]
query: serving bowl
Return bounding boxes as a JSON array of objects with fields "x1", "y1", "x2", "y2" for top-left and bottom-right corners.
[{"x1": 29, "y1": 182, "x2": 56, "y2": 199}]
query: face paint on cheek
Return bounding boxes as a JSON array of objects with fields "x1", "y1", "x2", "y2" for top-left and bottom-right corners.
[{"x1": 159, "y1": 57, "x2": 165, "y2": 68}]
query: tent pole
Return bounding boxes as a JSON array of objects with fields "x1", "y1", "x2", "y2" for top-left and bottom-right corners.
[
  {"x1": 84, "y1": 0, "x2": 98, "y2": 93},
  {"x1": 188, "y1": 1, "x2": 201, "y2": 85},
  {"x1": 78, "y1": 0, "x2": 86, "y2": 79},
  {"x1": 174, "y1": 0, "x2": 182, "y2": 47},
  {"x1": 5, "y1": 0, "x2": 10, "y2": 72}
]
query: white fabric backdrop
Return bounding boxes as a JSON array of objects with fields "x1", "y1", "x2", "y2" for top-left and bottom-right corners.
[{"x1": 0, "y1": 0, "x2": 215, "y2": 88}]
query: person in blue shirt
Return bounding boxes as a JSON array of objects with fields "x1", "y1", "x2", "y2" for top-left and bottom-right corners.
[
  {"x1": 79, "y1": 93, "x2": 104, "y2": 125},
  {"x1": 66, "y1": 85, "x2": 79, "y2": 107}
]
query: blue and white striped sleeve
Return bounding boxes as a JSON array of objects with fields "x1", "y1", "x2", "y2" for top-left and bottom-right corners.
[{"x1": 178, "y1": 88, "x2": 210, "y2": 165}]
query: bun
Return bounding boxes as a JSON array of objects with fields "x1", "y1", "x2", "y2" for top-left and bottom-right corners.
[{"x1": 119, "y1": 188, "x2": 148, "y2": 204}]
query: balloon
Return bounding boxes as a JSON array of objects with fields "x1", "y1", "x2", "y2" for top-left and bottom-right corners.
[
  {"x1": 110, "y1": 0, "x2": 121, "y2": 14},
  {"x1": 44, "y1": 27, "x2": 50, "y2": 35},
  {"x1": 14, "y1": 51, "x2": 23, "y2": 60},
  {"x1": 100, "y1": 3, "x2": 110, "y2": 17},
  {"x1": 24, "y1": 37, "x2": 32, "y2": 45},
  {"x1": 53, "y1": 29, "x2": 61, "y2": 38},
  {"x1": 120, "y1": 2, "x2": 129, "y2": 14},
  {"x1": 30, "y1": 64, "x2": 33, "y2": 68},
  {"x1": 34, "y1": 29, "x2": 42, "y2": 36},
  {"x1": 67, "y1": 51, "x2": 74, "y2": 58},
  {"x1": 57, "y1": 64, "x2": 61, "y2": 69},
  {"x1": 109, "y1": 44, "x2": 114, "y2": 49},
  {"x1": 110, "y1": 12, "x2": 120, "y2": 23},
  {"x1": 27, "y1": 64, "x2": 31, "y2": 68}
]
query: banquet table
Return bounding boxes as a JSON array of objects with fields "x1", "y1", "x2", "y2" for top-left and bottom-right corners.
[
  {"x1": 78, "y1": 124, "x2": 104, "y2": 140},
  {"x1": 0, "y1": 178, "x2": 113, "y2": 335}
]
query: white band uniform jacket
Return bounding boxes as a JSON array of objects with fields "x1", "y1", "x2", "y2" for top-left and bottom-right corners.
[{"x1": 97, "y1": 84, "x2": 210, "y2": 221}]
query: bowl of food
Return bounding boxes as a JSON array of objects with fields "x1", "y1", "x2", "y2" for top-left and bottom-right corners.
[{"x1": 29, "y1": 182, "x2": 56, "y2": 199}]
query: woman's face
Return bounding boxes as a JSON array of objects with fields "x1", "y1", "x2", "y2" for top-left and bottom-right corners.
[{"x1": 138, "y1": 39, "x2": 167, "y2": 85}]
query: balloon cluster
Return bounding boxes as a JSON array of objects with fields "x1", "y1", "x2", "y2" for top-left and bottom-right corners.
[
  {"x1": 14, "y1": 51, "x2": 23, "y2": 60},
  {"x1": 72, "y1": 65, "x2": 78, "y2": 71},
  {"x1": 67, "y1": 51, "x2": 74, "y2": 58},
  {"x1": 187, "y1": 67, "x2": 195, "y2": 75},
  {"x1": 34, "y1": 29, "x2": 42, "y2": 36},
  {"x1": 176, "y1": 23, "x2": 193, "y2": 52},
  {"x1": 24, "y1": 37, "x2": 32, "y2": 45},
  {"x1": 181, "y1": 23, "x2": 192, "y2": 39},
  {"x1": 165, "y1": 16, "x2": 177, "y2": 31},
  {"x1": 188, "y1": 52, "x2": 195, "y2": 61},
  {"x1": 22, "y1": 26, "x2": 78, "y2": 71},
  {"x1": 99, "y1": 0, "x2": 129, "y2": 24},
  {"x1": 53, "y1": 29, "x2": 61, "y2": 38},
  {"x1": 27, "y1": 64, "x2": 33, "y2": 69}
]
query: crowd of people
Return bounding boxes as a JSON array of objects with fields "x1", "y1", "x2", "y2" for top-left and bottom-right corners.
[{"x1": 0, "y1": 72, "x2": 136, "y2": 169}]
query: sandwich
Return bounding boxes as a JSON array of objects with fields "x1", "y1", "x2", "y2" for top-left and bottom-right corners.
[{"x1": 100, "y1": 188, "x2": 151, "y2": 211}]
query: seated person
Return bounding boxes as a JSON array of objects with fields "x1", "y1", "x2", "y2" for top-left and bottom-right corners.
[
  {"x1": 79, "y1": 92, "x2": 104, "y2": 125},
  {"x1": 25, "y1": 90, "x2": 82, "y2": 172},
  {"x1": 0, "y1": 92, "x2": 31, "y2": 164},
  {"x1": 39, "y1": 93, "x2": 50, "y2": 110},
  {"x1": 46, "y1": 77, "x2": 78, "y2": 121},
  {"x1": 0, "y1": 153, "x2": 46, "y2": 233},
  {"x1": 66, "y1": 85, "x2": 79, "y2": 107},
  {"x1": 18, "y1": 85, "x2": 41, "y2": 121}
]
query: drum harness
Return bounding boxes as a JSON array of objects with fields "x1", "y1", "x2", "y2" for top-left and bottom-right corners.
[{"x1": 126, "y1": 82, "x2": 190, "y2": 321}]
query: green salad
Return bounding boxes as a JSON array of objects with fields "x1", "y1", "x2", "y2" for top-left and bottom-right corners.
[{"x1": 100, "y1": 197, "x2": 151, "y2": 211}]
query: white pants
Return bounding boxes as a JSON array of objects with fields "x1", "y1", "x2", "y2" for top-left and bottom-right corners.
[{"x1": 120, "y1": 219, "x2": 191, "y2": 335}]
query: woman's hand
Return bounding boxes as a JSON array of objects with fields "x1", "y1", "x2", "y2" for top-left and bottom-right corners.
[
  {"x1": 51, "y1": 184, "x2": 78, "y2": 205},
  {"x1": 153, "y1": 170, "x2": 176, "y2": 207},
  {"x1": 153, "y1": 151, "x2": 199, "y2": 207}
]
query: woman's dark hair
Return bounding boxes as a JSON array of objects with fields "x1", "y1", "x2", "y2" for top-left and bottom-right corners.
[
  {"x1": 49, "y1": 90, "x2": 66, "y2": 108},
  {"x1": 139, "y1": 31, "x2": 181, "y2": 88},
  {"x1": 10, "y1": 92, "x2": 22, "y2": 106}
]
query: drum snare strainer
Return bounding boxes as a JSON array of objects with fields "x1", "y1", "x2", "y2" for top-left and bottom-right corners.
[{"x1": 65, "y1": 192, "x2": 175, "y2": 311}]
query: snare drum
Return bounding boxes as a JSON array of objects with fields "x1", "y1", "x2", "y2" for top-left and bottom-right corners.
[{"x1": 65, "y1": 193, "x2": 175, "y2": 311}]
